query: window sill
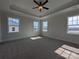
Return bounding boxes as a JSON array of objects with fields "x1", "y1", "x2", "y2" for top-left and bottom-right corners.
[{"x1": 67, "y1": 31, "x2": 79, "y2": 35}]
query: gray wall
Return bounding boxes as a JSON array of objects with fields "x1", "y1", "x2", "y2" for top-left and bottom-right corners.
[
  {"x1": 43, "y1": 9, "x2": 79, "y2": 45},
  {"x1": 1, "y1": 11, "x2": 39, "y2": 42},
  {"x1": 0, "y1": 13, "x2": 2, "y2": 42}
]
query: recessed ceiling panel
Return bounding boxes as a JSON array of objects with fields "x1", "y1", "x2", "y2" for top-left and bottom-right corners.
[{"x1": 2, "y1": 0, "x2": 77, "y2": 16}]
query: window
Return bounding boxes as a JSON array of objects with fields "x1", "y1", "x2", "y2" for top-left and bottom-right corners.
[
  {"x1": 34, "y1": 17, "x2": 39, "y2": 32},
  {"x1": 42, "y1": 19, "x2": 48, "y2": 32},
  {"x1": 67, "y1": 15, "x2": 79, "y2": 34},
  {"x1": 8, "y1": 17, "x2": 19, "y2": 33}
]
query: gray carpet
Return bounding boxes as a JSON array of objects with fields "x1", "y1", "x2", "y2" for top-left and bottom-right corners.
[{"x1": 0, "y1": 37, "x2": 79, "y2": 59}]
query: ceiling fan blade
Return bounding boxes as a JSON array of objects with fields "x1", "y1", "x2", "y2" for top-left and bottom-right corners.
[
  {"x1": 43, "y1": 7, "x2": 49, "y2": 10},
  {"x1": 32, "y1": 6, "x2": 38, "y2": 9},
  {"x1": 33, "y1": 0, "x2": 40, "y2": 5},
  {"x1": 40, "y1": 2, "x2": 42, "y2": 5},
  {"x1": 42, "y1": 0, "x2": 48, "y2": 5}
]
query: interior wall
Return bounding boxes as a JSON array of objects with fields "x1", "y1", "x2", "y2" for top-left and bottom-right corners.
[
  {"x1": 43, "y1": 9, "x2": 79, "y2": 45},
  {"x1": 0, "y1": 13, "x2": 2, "y2": 42},
  {"x1": 1, "y1": 11, "x2": 39, "y2": 42}
]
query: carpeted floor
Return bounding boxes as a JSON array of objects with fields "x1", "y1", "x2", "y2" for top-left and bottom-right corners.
[{"x1": 0, "y1": 37, "x2": 79, "y2": 59}]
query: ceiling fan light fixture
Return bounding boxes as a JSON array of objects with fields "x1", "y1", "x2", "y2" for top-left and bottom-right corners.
[{"x1": 38, "y1": 6, "x2": 43, "y2": 12}]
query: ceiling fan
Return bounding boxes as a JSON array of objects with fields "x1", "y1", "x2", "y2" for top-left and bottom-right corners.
[{"x1": 32, "y1": 0, "x2": 49, "y2": 12}]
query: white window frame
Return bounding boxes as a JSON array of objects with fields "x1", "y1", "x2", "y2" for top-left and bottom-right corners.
[
  {"x1": 8, "y1": 17, "x2": 19, "y2": 33},
  {"x1": 42, "y1": 19, "x2": 48, "y2": 32},
  {"x1": 67, "y1": 15, "x2": 79, "y2": 34},
  {"x1": 34, "y1": 17, "x2": 39, "y2": 32}
]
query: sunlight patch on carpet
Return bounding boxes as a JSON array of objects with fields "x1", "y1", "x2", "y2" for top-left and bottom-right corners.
[
  {"x1": 55, "y1": 44, "x2": 79, "y2": 59},
  {"x1": 30, "y1": 36, "x2": 42, "y2": 40}
]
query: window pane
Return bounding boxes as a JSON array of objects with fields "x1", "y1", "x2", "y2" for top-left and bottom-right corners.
[
  {"x1": 68, "y1": 17, "x2": 73, "y2": 25},
  {"x1": 68, "y1": 17, "x2": 72, "y2": 22},
  {"x1": 73, "y1": 16, "x2": 77, "y2": 21},
  {"x1": 78, "y1": 16, "x2": 79, "y2": 24},
  {"x1": 73, "y1": 21, "x2": 77, "y2": 25},
  {"x1": 42, "y1": 20, "x2": 48, "y2": 32},
  {"x1": 68, "y1": 21, "x2": 72, "y2": 25},
  {"x1": 34, "y1": 22, "x2": 38, "y2": 26},
  {"x1": 73, "y1": 16, "x2": 77, "y2": 25},
  {"x1": 34, "y1": 17, "x2": 39, "y2": 32}
]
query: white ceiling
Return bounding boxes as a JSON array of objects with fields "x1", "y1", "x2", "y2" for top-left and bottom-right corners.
[{"x1": 0, "y1": 0, "x2": 79, "y2": 17}]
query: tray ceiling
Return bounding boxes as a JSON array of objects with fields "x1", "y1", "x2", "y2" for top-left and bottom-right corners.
[{"x1": 0, "y1": 0, "x2": 79, "y2": 17}]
